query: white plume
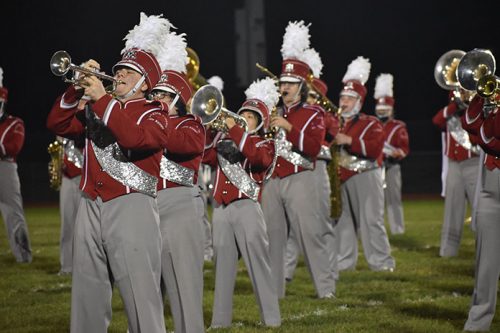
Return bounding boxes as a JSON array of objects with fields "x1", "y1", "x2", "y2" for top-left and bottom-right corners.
[
  {"x1": 245, "y1": 77, "x2": 280, "y2": 111},
  {"x1": 121, "y1": 12, "x2": 172, "y2": 56},
  {"x1": 342, "y1": 56, "x2": 371, "y2": 84},
  {"x1": 157, "y1": 31, "x2": 188, "y2": 73},
  {"x1": 207, "y1": 76, "x2": 224, "y2": 91},
  {"x1": 280, "y1": 20, "x2": 311, "y2": 60},
  {"x1": 300, "y1": 48, "x2": 323, "y2": 77},
  {"x1": 0, "y1": 67, "x2": 3, "y2": 87},
  {"x1": 374, "y1": 73, "x2": 394, "y2": 99}
]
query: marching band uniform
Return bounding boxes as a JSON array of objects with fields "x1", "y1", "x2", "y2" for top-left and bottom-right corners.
[
  {"x1": 47, "y1": 14, "x2": 168, "y2": 333},
  {"x1": 58, "y1": 137, "x2": 84, "y2": 274},
  {"x1": 433, "y1": 93, "x2": 479, "y2": 257},
  {"x1": 461, "y1": 95, "x2": 500, "y2": 332},
  {"x1": 0, "y1": 69, "x2": 32, "y2": 263},
  {"x1": 153, "y1": 31, "x2": 206, "y2": 333},
  {"x1": 206, "y1": 78, "x2": 281, "y2": 328},
  {"x1": 335, "y1": 57, "x2": 395, "y2": 271},
  {"x1": 374, "y1": 74, "x2": 410, "y2": 235}
]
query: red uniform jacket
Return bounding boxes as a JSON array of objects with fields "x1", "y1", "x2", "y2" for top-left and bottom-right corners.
[
  {"x1": 339, "y1": 113, "x2": 384, "y2": 182},
  {"x1": 461, "y1": 95, "x2": 500, "y2": 170},
  {"x1": 158, "y1": 114, "x2": 206, "y2": 189},
  {"x1": 0, "y1": 114, "x2": 24, "y2": 162},
  {"x1": 322, "y1": 110, "x2": 340, "y2": 148},
  {"x1": 433, "y1": 102, "x2": 479, "y2": 161},
  {"x1": 47, "y1": 86, "x2": 169, "y2": 201},
  {"x1": 382, "y1": 119, "x2": 410, "y2": 161},
  {"x1": 273, "y1": 102, "x2": 325, "y2": 177},
  {"x1": 63, "y1": 154, "x2": 83, "y2": 178},
  {"x1": 203, "y1": 125, "x2": 275, "y2": 205}
]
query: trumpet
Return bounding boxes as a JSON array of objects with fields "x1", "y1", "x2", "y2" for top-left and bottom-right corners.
[
  {"x1": 50, "y1": 50, "x2": 123, "y2": 93},
  {"x1": 191, "y1": 85, "x2": 248, "y2": 133},
  {"x1": 457, "y1": 49, "x2": 498, "y2": 105},
  {"x1": 477, "y1": 74, "x2": 500, "y2": 100}
]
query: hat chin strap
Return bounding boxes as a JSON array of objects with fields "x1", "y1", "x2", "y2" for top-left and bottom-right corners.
[
  {"x1": 118, "y1": 75, "x2": 146, "y2": 100},
  {"x1": 168, "y1": 93, "x2": 180, "y2": 113},
  {"x1": 341, "y1": 99, "x2": 362, "y2": 119},
  {"x1": 0, "y1": 102, "x2": 5, "y2": 118}
]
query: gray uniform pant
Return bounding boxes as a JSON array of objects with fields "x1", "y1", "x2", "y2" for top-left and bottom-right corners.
[
  {"x1": 440, "y1": 157, "x2": 479, "y2": 257},
  {"x1": 464, "y1": 168, "x2": 500, "y2": 331},
  {"x1": 157, "y1": 187, "x2": 205, "y2": 333},
  {"x1": 284, "y1": 160, "x2": 338, "y2": 282},
  {"x1": 211, "y1": 199, "x2": 281, "y2": 327},
  {"x1": 385, "y1": 164, "x2": 405, "y2": 235},
  {"x1": 261, "y1": 171, "x2": 335, "y2": 299},
  {"x1": 335, "y1": 168, "x2": 395, "y2": 271},
  {"x1": 70, "y1": 193, "x2": 166, "y2": 333},
  {"x1": 59, "y1": 175, "x2": 83, "y2": 273},
  {"x1": 0, "y1": 161, "x2": 31, "y2": 263}
]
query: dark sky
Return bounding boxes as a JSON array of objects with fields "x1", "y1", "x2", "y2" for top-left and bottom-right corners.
[{"x1": 0, "y1": 0, "x2": 498, "y2": 163}]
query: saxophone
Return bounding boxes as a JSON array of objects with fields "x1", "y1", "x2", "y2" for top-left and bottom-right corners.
[
  {"x1": 47, "y1": 138, "x2": 65, "y2": 191},
  {"x1": 327, "y1": 109, "x2": 343, "y2": 220}
]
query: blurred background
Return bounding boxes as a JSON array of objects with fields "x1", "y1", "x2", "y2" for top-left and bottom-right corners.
[{"x1": 0, "y1": 0, "x2": 497, "y2": 202}]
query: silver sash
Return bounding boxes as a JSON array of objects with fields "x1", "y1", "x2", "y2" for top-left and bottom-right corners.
[
  {"x1": 317, "y1": 145, "x2": 332, "y2": 160},
  {"x1": 338, "y1": 148, "x2": 379, "y2": 173},
  {"x1": 447, "y1": 116, "x2": 480, "y2": 154},
  {"x1": 64, "y1": 140, "x2": 83, "y2": 169},
  {"x1": 217, "y1": 154, "x2": 260, "y2": 202},
  {"x1": 275, "y1": 128, "x2": 314, "y2": 170},
  {"x1": 91, "y1": 142, "x2": 158, "y2": 197},
  {"x1": 160, "y1": 156, "x2": 195, "y2": 187}
]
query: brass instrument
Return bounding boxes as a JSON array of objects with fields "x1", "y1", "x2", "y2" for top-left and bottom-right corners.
[
  {"x1": 328, "y1": 108, "x2": 343, "y2": 220},
  {"x1": 256, "y1": 63, "x2": 282, "y2": 137},
  {"x1": 256, "y1": 63, "x2": 279, "y2": 81},
  {"x1": 191, "y1": 85, "x2": 248, "y2": 132},
  {"x1": 50, "y1": 50, "x2": 123, "y2": 93},
  {"x1": 434, "y1": 49, "x2": 465, "y2": 90},
  {"x1": 47, "y1": 138, "x2": 64, "y2": 191},
  {"x1": 477, "y1": 74, "x2": 500, "y2": 101},
  {"x1": 186, "y1": 47, "x2": 208, "y2": 91}
]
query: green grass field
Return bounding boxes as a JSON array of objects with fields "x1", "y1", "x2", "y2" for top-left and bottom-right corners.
[{"x1": 0, "y1": 200, "x2": 498, "y2": 332}]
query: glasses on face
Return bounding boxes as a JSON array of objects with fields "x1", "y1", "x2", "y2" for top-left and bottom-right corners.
[
  {"x1": 150, "y1": 91, "x2": 174, "y2": 101},
  {"x1": 308, "y1": 92, "x2": 320, "y2": 100}
]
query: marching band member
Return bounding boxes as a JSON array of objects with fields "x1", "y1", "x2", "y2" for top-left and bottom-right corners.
[
  {"x1": 47, "y1": 13, "x2": 169, "y2": 333},
  {"x1": 57, "y1": 133, "x2": 84, "y2": 274},
  {"x1": 284, "y1": 49, "x2": 339, "y2": 283},
  {"x1": 0, "y1": 67, "x2": 32, "y2": 263},
  {"x1": 432, "y1": 88, "x2": 479, "y2": 257},
  {"x1": 334, "y1": 56, "x2": 395, "y2": 271},
  {"x1": 261, "y1": 21, "x2": 334, "y2": 299},
  {"x1": 205, "y1": 78, "x2": 281, "y2": 328},
  {"x1": 374, "y1": 74, "x2": 410, "y2": 235},
  {"x1": 461, "y1": 92, "x2": 500, "y2": 331},
  {"x1": 152, "y1": 26, "x2": 206, "y2": 333}
]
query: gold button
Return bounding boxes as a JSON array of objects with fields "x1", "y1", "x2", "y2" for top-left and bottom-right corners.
[
  {"x1": 222, "y1": 190, "x2": 227, "y2": 195},
  {"x1": 277, "y1": 163, "x2": 280, "y2": 167},
  {"x1": 454, "y1": 150, "x2": 458, "y2": 154},
  {"x1": 97, "y1": 181, "x2": 103, "y2": 188},
  {"x1": 225, "y1": 180, "x2": 230, "y2": 184}
]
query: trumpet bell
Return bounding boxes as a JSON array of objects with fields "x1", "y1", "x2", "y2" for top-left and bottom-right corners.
[
  {"x1": 190, "y1": 85, "x2": 224, "y2": 124},
  {"x1": 457, "y1": 49, "x2": 496, "y2": 91},
  {"x1": 434, "y1": 49, "x2": 465, "y2": 90},
  {"x1": 50, "y1": 50, "x2": 72, "y2": 76},
  {"x1": 477, "y1": 74, "x2": 500, "y2": 98}
]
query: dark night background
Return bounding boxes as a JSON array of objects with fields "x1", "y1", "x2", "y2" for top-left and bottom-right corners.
[{"x1": 0, "y1": 0, "x2": 498, "y2": 202}]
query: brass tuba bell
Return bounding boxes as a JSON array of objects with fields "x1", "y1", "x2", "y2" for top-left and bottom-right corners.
[
  {"x1": 434, "y1": 49, "x2": 465, "y2": 90},
  {"x1": 186, "y1": 47, "x2": 208, "y2": 91},
  {"x1": 456, "y1": 49, "x2": 496, "y2": 91},
  {"x1": 190, "y1": 85, "x2": 248, "y2": 132}
]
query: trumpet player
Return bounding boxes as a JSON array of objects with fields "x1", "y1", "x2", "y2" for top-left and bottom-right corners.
[
  {"x1": 46, "y1": 13, "x2": 170, "y2": 333},
  {"x1": 152, "y1": 27, "x2": 206, "y2": 333},
  {"x1": 204, "y1": 78, "x2": 281, "y2": 328},
  {"x1": 334, "y1": 56, "x2": 395, "y2": 272},
  {"x1": 374, "y1": 74, "x2": 410, "y2": 235},
  {"x1": 432, "y1": 87, "x2": 479, "y2": 257},
  {"x1": 261, "y1": 21, "x2": 335, "y2": 299},
  {"x1": 0, "y1": 66, "x2": 32, "y2": 263},
  {"x1": 460, "y1": 91, "x2": 500, "y2": 331}
]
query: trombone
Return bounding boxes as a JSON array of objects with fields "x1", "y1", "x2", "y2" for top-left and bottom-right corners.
[
  {"x1": 49, "y1": 50, "x2": 123, "y2": 93},
  {"x1": 190, "y1": 85, "x2": 248, "y2": 132}
]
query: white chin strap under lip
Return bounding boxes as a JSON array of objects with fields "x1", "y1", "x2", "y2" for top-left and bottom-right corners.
[
  {"x1": 341, "y1": 99, "x2": 362, "y2": 119},
  {"x1": 117, "y1": 75, "x2": 146, "y2": 99},
  {"x1": 168, "y1": 93, "x2": 180, "y2": 112}
]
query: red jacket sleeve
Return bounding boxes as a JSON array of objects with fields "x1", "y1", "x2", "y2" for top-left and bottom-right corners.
[
  {"x1": 1, "y1": 120, "x2": 24, "y2": 157},
  {"x1": 228, "y1": 125, "x2": 274, "y2": 168},
  {"x1": 287, "y1": 110, "x2": 325, "y2": 158},
  {"x1": 324, "y1": 112, "x2": 340, "y2": 144},
  {"x1": 393, "y1": 126, "x2": 410, "y2": 158},
  {"x1": 164, "y1": 119, "x2": 205, "y2": 155},
  {"x1": 350, "y1": 119, "x2": 384, "y2": 159},
  {"x1": 432, "y1": 102, "x2": 457, "y2": 130},
  {"x1": 46, "y1": 86, "x2": 86, "y2": 138},
  {"x1": 91, "y1": 95, "x2": 169, "y2": 151},
  {"x1": 461, "y1": 95, "x2": 485, "y2": 136}
]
